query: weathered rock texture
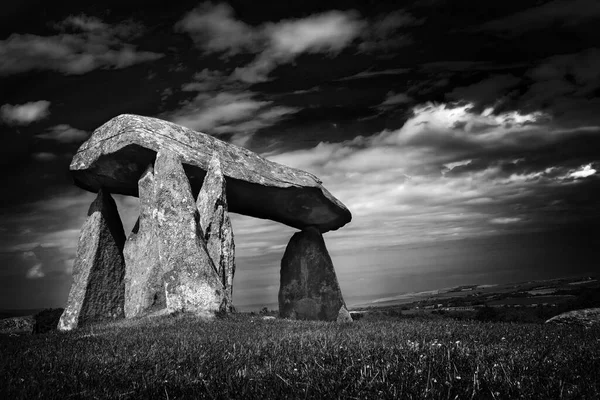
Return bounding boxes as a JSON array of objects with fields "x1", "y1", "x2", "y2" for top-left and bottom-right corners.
[
  {"x1": 197, "y1": 155, "x2": 236, "y2": 306},
  {"x1": 70, "y1": 114, "x2": 351, "y2": 232},
  {"x1": 154, "y1": 149, "x2": 229, "y2": 314},
  {"x1": 123, "y1": 165, "x2": 163, "y2": 318},
  {"x1": 279, "y1": 226, "x2": 351, "y2": 322},
  {"x1": 58, "y1": 189, "x2": 126, "y2": 331},
  {"x1": 545, "y1": 308, "x2": 600, "y2": 327}
]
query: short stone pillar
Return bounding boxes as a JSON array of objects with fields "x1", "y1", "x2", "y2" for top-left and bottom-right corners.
[
  {"x1": 279, "y1": 226, "x2": 352, "y2": 322},
  {"x1": 58, "y1": 189, "x2": 126, "y2": 331}
]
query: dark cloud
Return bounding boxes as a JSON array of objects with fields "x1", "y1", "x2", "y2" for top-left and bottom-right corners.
[
  {"x1": 478, "y1": 0, "x2": 600, "y2": 34},
  {"x1": 36, "y1": 124, "x2": 89, "y2": 143},
  {"x1": 447, "y1": 74, "x2": 520, "y2": 108},
  {"x1": 358, "y1": 10, "x2": 424, "y2": 53},
  {"x1": 0, "y1": 14, "x2": 163, "y2": 76},
  {"x1": 335, "y1": 67, "x2": 409, "y2": 81}
]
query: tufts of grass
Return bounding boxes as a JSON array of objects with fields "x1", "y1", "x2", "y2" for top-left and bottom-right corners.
[{"x1": 1, "y1": 314, "x2": 599, "y2": 399}]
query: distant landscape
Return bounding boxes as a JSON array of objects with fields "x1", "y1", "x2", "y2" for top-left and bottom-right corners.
[{"x1": 351, "y1": 275, "x2": 600, "y2": 323}]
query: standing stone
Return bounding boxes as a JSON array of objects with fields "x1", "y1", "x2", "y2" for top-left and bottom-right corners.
[
  {"x1": 196, "y1": 155, "x2": 236, "y2": 306},
  {"x1": 123, "y1": 165, "x2": 164, "y2": 318},
  {"x1": 58, "y1": 189, "x2": 126, "y2": 331},
  {"x1": 154, "y1": 148, "x2": 228, "y2": 315},
  {"x1": 279, "y1": 226, "x2": 351, "y2": 322}
]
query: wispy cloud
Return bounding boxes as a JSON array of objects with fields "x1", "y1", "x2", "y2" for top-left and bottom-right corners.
[
  {"x1": 336, "y1": 68, "x2": 409, "y2": 81},
  {"x1": 478, "y1": 0, "x2": 600, "y2": 34},
  {"x1": 175, "y1": 3, "x2": 258, "y2": 56},
  {"x1": 1, "y1": 100, "x2": 50, "y2": 125},
  {"x1": 233, "y1": 11, "x2": 365, "y2": 83},
  {"x1": 178, "y1": 3, "x2": 419, "y2": 83},
  {"x1": 36, "y1": 124, "x2": 89, "y2": 143},
  {"x1": 0, "y1": 15, "x2": 163, "y2": 75},
  {"x1": 167, "y1": 91, "x2": 298, "y2": 146}
]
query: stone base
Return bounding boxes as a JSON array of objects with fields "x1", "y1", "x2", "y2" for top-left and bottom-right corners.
[{"x1": 279, "y1": 226, "x2": 351, "y2": 322}]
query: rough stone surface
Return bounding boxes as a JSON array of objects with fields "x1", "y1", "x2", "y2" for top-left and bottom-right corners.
[
  {"x1": 58, "y1": 189, "x2": 126, "y2": 331},
  {"x1": 337, "y1": 305, "x2": 353, "y2": 323},
  {"x1": 123, "y1": 165, "x2": 164, "y2": 318},
  {"x1": 196, "y1": 155, "x2": 235, "y2": 305},
  {"x1": 0, "y1": 316, "x2": 35, "y2": 335},
  {"x1": 70, "y1": 114, "x2": 351, "y2": 232},
  {"x1": 154, "y1": 149, "x2": 228, "y2": 314},
  {"x1": 279, "y1": 226, "x2": 348, "y2": 321},
  {"x1": 545, "y1": 308, "x2": 600, "y2": 327}
]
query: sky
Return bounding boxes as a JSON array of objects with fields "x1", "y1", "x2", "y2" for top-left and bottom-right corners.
[{"x1": 1, "y1": 0, "x2": 599, "y2": 311}]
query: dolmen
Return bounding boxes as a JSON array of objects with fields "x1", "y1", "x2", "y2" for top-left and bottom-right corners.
[{"x1": 59, "y1": 114, "x2": 352, "y2": 330}]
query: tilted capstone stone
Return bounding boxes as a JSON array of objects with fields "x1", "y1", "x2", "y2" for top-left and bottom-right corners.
[
  {"x1": 59, "y1": 189, "x2": 126, "y2": 331},
  {"x1": 70, "y1": 114, "x2": 351, "y2": 233}
]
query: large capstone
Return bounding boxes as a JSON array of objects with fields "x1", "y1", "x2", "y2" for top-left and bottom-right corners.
[
  {"x1": 154, "y1": 149, "x2": 229, "y2": 315},
  {"x1": 123, "y1": 165, "x2": 164, "y2": 318},
  {"x1": 58, "y1": 189, "x2": 126, "y2": 331},
  {"x1": 196, "y1": 154, "x2": 235, "y2": 307},
  {"x1": 279, "y1": 226, "x2": 351, "y2": 322},
  {"x1": 70, "y1": 114, "x2": 351, "y2": 233}
]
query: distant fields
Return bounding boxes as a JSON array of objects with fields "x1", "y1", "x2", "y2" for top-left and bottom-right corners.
[{"x1": 1, "y1": 314, "x2": 599, "y2": 399}]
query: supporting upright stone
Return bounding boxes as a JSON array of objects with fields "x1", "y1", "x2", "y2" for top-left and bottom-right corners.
[
  {"x1": 154, "y1": 148, "x2": 228, "y2": 315},
  {"x1": 279, "y1": 226, "x2": 351, "y2": 322},
  {"x1": 58, "y1": 189, "x2": 126, "y2": 331},
  {"x1": 196, "y1": 154, "x2": 236, "y2": 307},
  {"x1": 123, "y1": 165, "x2": 164, "y2": 318}
]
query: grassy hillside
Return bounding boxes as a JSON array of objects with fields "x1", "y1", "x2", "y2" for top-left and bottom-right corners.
[{"x1": 1, "y1": 314, "x2": 599, "y2": 399}]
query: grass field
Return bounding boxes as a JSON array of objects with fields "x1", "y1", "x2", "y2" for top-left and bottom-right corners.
[{"x1": 1, "y1": 313, "x2": 599, "y2": 399}]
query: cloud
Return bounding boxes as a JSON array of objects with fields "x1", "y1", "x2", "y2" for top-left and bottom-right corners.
[
  {"x1": 447, "y1": 75, "x2": 520, "y2": 108},
  {"x1": 177, "y1": 4, "x2": 364, "y2": 83},
  {"x1": 31, "y1": 152, "x2": 58, "y2": 162},
  {"x1": 1, "y1": 100, "x2": 50, "y2": 125},
  {"x1": 21, "y1": 251, "x2": 45, "y2": 279},
  {"x1": 421, "y1": 61, "x2": 525, "y2": 72},
  {"x1": 359, "y1": 10, "x2": 424, "y2": 53},
  {"x1": 490, "y1": 217, "x2": 521, "y2": 224},
  {"x1": 36, "y1": 124, "x2": 89, "y2": 143},
  {"x1": 478, "y1": 0, "x2": 600, "y2": 34},
  {"x1": 378, "y1": 91, "x2": 413, "y2": 108},
  {"x1": 176, "y1": 3, "x2": 258, "y2": 55},
  {"x1": 569, "y1": 164, "x2": 597, "y2": 179},
  {"x1": 522, "y1": 48, "x2": 600, "y2": 113},
  {"x1": 26, "y1": 263, "x2": 45, "y2": 279},
  {"x1": 168, "y1": 91, "x2": 298, "y2": 146},
  {"x1": 0, "y1": 15, "x2": 163, "y2": 76},
  {"x1": 264, "y1": 101, "x2": 599, "y2": 249},
  {"x1": 233, "y1": 10, "x2": 364, "y2": 83},
  {"x1": 336, "y1": 68, "x2": 409, "y2": 81},
  {"x1": 177, "y1": 4, "x2": 423, "y2": 83}
]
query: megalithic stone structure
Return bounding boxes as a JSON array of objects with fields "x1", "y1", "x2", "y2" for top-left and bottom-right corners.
[
  {"x1": 58, "y1": 189, "x2": 126, "y2": 331},
  {"x1": 196, "y1": 155, "x2": 236, "y2": 307},
  {"x1": 61, "y1": 114, "x2": 353, "y2": 328},
  {"x1": 279, "y1": 226, "x2": 352, "y2": 322},
  {"x1": 123, "y1": 165, "x2": 163, "y2": 318},
  {"x1": 155, "y1": 149, "x2": 229, "y2": 315}
]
